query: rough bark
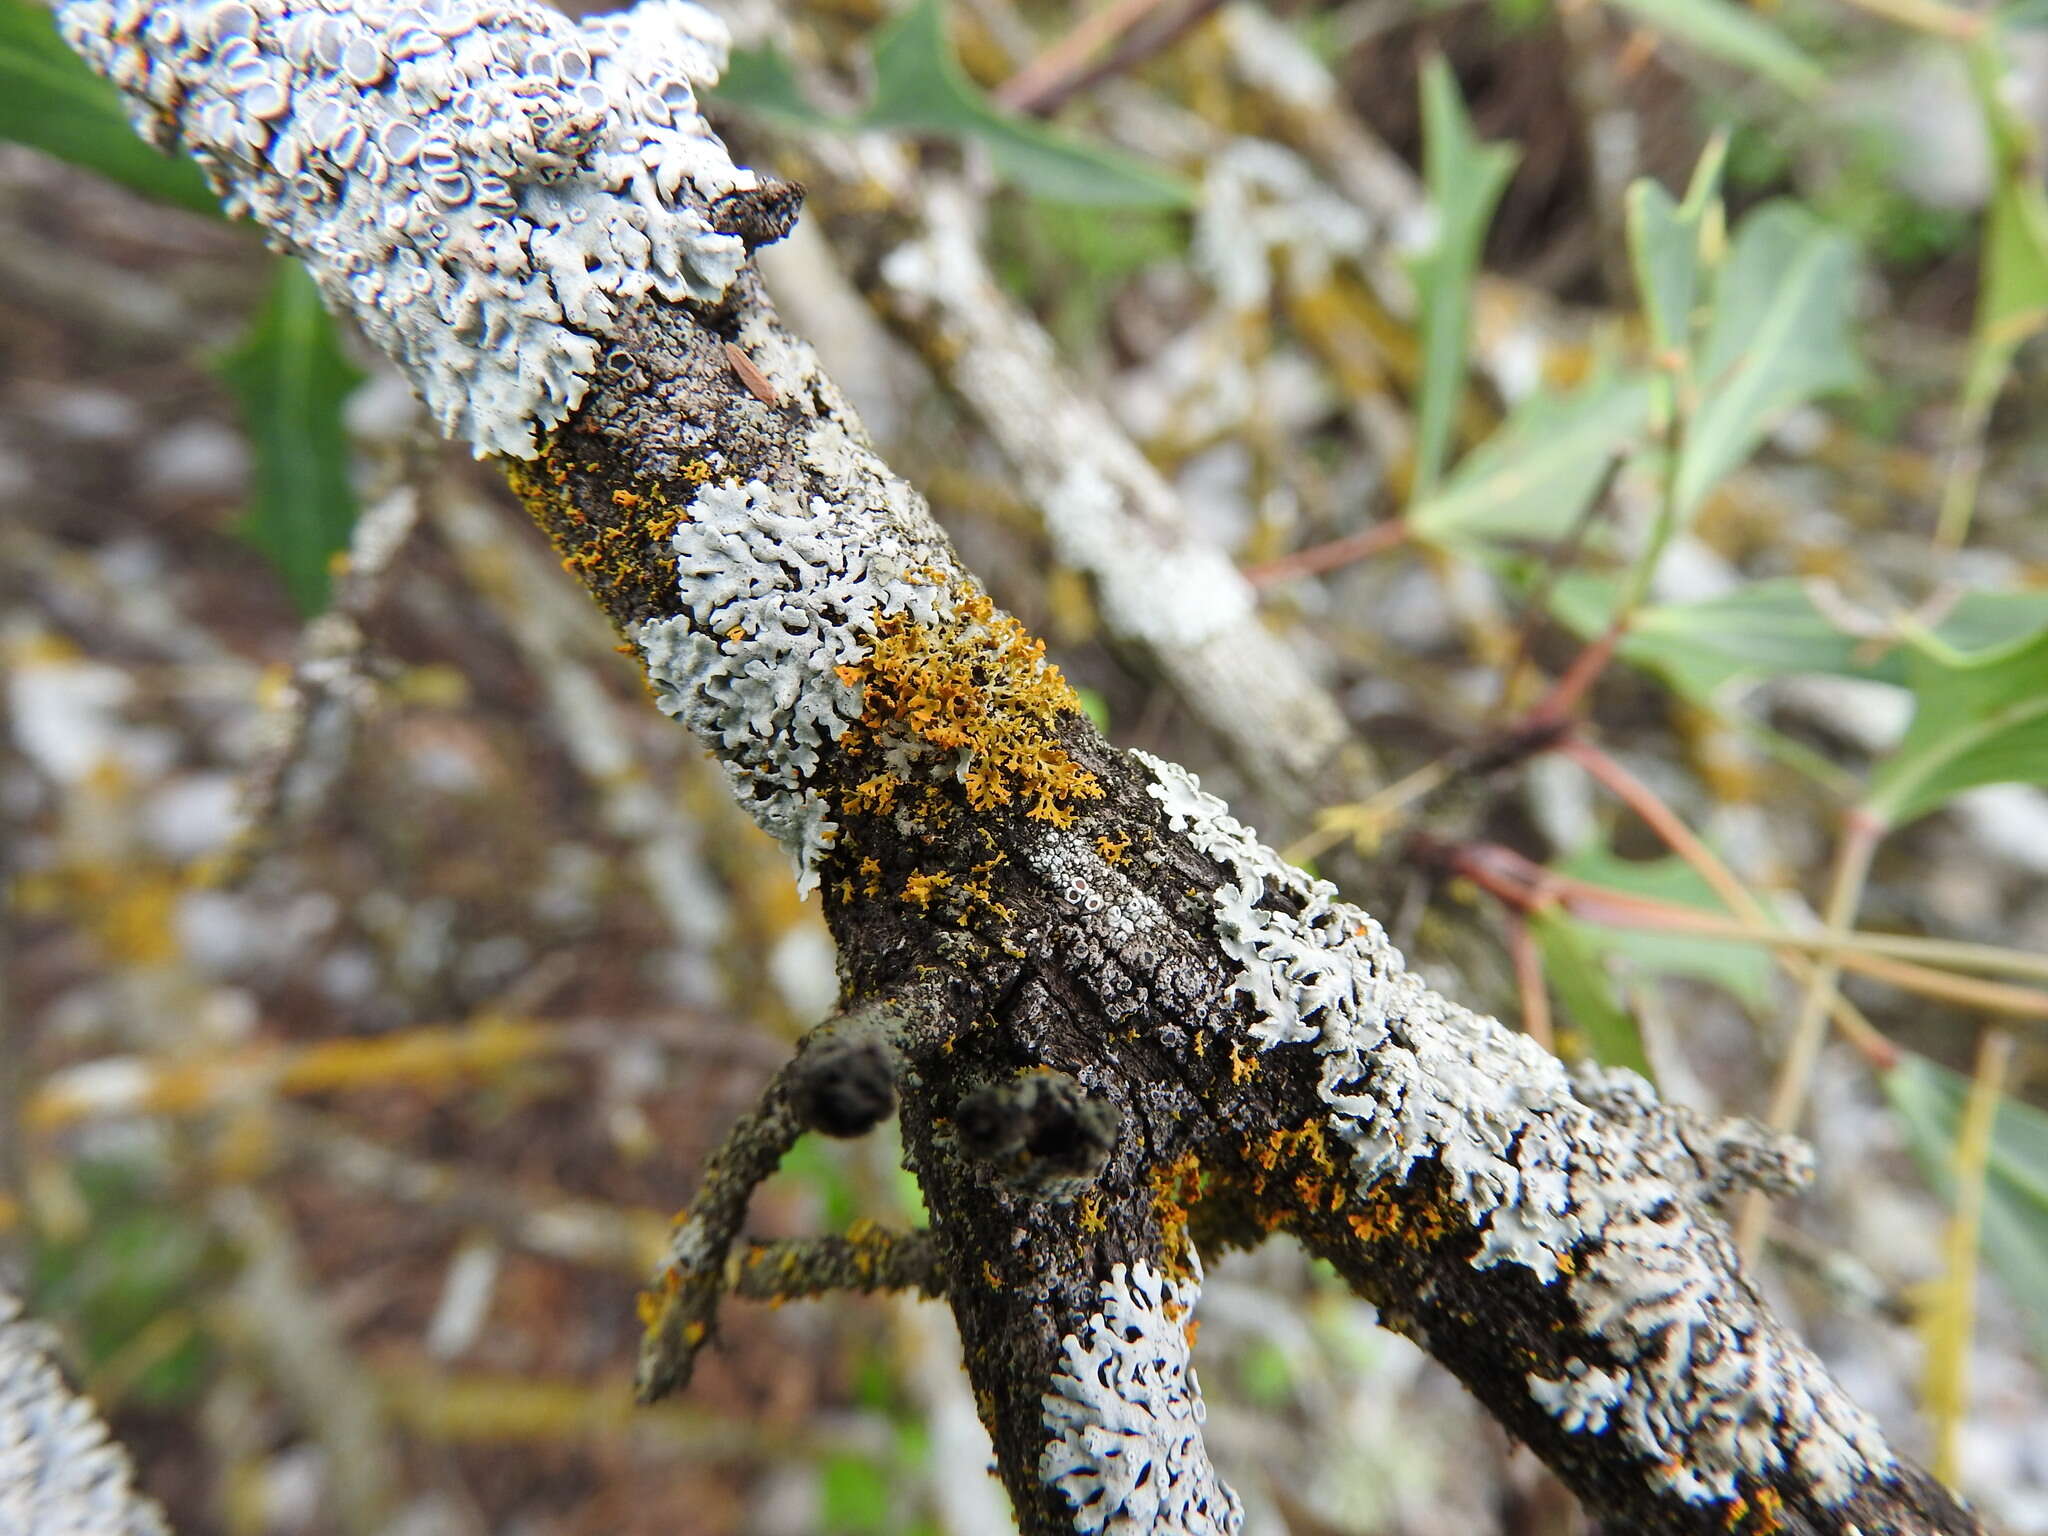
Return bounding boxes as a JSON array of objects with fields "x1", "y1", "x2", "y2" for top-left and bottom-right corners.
[{"x1": 54, "y1": 3, "x2": 1981, "y2": 1534}]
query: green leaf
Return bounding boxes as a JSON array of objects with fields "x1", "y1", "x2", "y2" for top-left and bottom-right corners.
[
  {"x1": 1552, "y1": 843, "x2": 1772, "y2": 1006},
  {"x1": 1865, "y1": 624, "x2": 2048, "y2": 827},
  {"x1": 1553, "y1": 576, "x2": 2048, "y2": 705},
  {"x1": 1958, "y1": 157, "x2": 2048, "y2": 419},
  {"x1": 214, "y1": 263, "x2": 364, "y2": 616},
  {"x1": 1626, "y1": 137, "x2": 1726, "y2": 420},
  {"x1": 30, "y1": 1161, "x2": 218, "y2": 1407},
  {"x1": 1408, "y1": 56, "x2": 1519, "y2": 506},
  {"x1": 1603, "y1": 0, "x2": 1825, "y2": 98},
  {"x1": 0, "y1": 0, "x2": 219, "y2": 215},
  {"x1": 711, "y1": 45, "x2": 841, "y2": 131},
  {"x1": 1409, "y1": 371, "x2": 1652, "y2": 544},
  {"x1": 858, "y1": 0, "x2": 1190, "y2": 208},
  {"x1": 1673, "y1": 201, "x2": 1862, "y2": 520},
  {"x1": 1885, "y1": 1052, "x2": 2048, "y2": 1366},
  {"x1": 1529, "y1": 909, "x2": 1656, "y2": 1079}
]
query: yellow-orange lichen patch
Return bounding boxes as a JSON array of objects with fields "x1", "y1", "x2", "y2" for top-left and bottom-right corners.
[
  {"x1": 504, "y1": 446, "x2": 689, "y2": 625},
  {"x1": 1228, "y1": 1039, "x2": 1259, "y2": 1085},
  {"x1": 835, "y1": 589, "x2": 1103, "y2": 827},
  {"x1": 903, "y1": 870, "x2": 953, "y2": 909},
  {"x1": 1095, "y1": 833, "x2": 1131, "y2": 864},
  {"x1": 843, "y1": 772, "x2": 901, "y2": 816},
  {"x1": 1724, "y1": 1488, "x2": 1787, "y2": 1535},
  {"x1": 1150, "y1": 1151, "x2": 1205, "y2": 1279},
  {"x1": 1078, "y1": 1192, "x2": 1107, "y2": 1234},
  {"x1": 1344, "y1": 1183, "x2": 1455, "y2": 1251}
]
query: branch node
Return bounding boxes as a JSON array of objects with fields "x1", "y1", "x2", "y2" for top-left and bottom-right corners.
[
  {"x1": 952, "y1": 1070, "x2": 1120, "y2": 1198},
  {"x1": 787, "y1": 1007, "x2": 904, "y2": 1138}
]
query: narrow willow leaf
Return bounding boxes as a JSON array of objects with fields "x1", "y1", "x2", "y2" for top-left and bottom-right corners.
[
  {"x1": 858, "y1": 0, "x2": 1190, "y2": 208},
  {"x1": 1410, "y1": 372, "x2": 1652, "y2": 545},
  {"x1": 1408, "y1": 56, "x2": 1518, "y2": 506},
  {"x1": 0, "y1": 0, "x2": 218, "y2": 215},
  {"x1": 1885, "y1": 1053, "x2": 2048, "y2": 1366},
  {"x1": 1865, "y1": 625, "x2": 2048, "y2": 827},
  {"x1": 1604, "y1": 0, "x2": 1825, "y2": 98},
  {"x1": 215, "y1": 263, "x2": 364, "y2": 616},
  {"x1": 1529, "y1": 909, "x2": 1656, "y2": 1080},
  {"x1": 1626, "y1": 136, "x2": 1727, "y2": 424},
  {"x1": 1674, "y1": 202, "x2": 1863, "y2": 520}
]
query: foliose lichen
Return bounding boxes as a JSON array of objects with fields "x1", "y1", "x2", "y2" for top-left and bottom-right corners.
[
  {"x1": 61, "y1": 0, "x2": 759, "y2": 457},
  {"x1": 1, "y1": 1290, "x2": 170, "y2": 1536},
  {"x1": 1135, "y1": 750, "x2": 1897, "y2": 1509},
  {"x1": 1040, "y1": 1260, "x2": 1243, "y2": 1536},
  {"x1": 636, "y1": 477, "x2": 954, "y2": 892}
]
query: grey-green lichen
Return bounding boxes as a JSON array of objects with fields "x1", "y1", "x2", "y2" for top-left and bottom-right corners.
[
  {"x1": 1, "y1": 1290, "x2": 170, "y2": 1536},
  {"x1": 1136, "y1": 749, "x2": 1897, "y2": 1509},
  {"x1": 61, "y1": 0, "x2": 758, "y2": 458}
]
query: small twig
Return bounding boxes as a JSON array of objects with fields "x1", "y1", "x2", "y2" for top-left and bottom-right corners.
[
  {"x1": 996, "y1": 0, "x2": 1170, "y2": 112},
  {"x1": 1008, "y1": 0, "x2": 1229, "y2": 116},
  {"x1": 1833, "y1": 0, "x2": 1986, "y2": 39},
  {"x1": 729, "y1": 1225, "x2": 945, "y2": 1302},
  {"x1": 1507, "y1": 913, "x2": 1553, "y2": 1050},
  {"x1": 1738, "y1": 808, "x2": 1886, "y2": 1260},
  {"x1": 210, "y1": 479, "x2": 425, "y2": 886},
  {"x1": 1242, "y1": 517, "x2": 1410, "y2": 588},
  {"x1": 1282, "y1": 756, "x2": 1454, "y2": 865},
  {"x1": 637, "y1": 1005, "x2": 907, "y2": 1401},
  {"x1": 1925, "y1": 1028, "x2": 2014, "y2": 1483},
  {"x1": 1545, "y1": 879, "x2": 2048, "y2": 1024},
  {"x1": 1562, "y1": 738, "x2": 1898, "y2": 1068}
]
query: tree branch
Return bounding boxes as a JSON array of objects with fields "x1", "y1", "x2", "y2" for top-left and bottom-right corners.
[{"x1": 55, "y1": 3, "x2": 1980, "y2": 1533}]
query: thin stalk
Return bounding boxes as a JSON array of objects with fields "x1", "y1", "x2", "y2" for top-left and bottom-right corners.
[
  {"x1": 1925, "y1": 1029, "x2": 2014, "y2": 1483},
  {"x1": 1737, "y1": 809, "x2": 1885, "y2": 1260},
  {"x1": 1834, "y1": 0, "x2": 1986, "y2": 40},
  {"x1": 1243, "y1": 517, "x2": 1411, "y2": 588},
  {"x1": 1547, "y1": 892, "x2": 2048, "y2": 986},
  {"x1": 997, "y1": 0, "x2": 1167, "y2": 112},
  {"x1": 1563, "y1": 737, "x2": 1895, "y2": 1065},
  {"x1": 1508, "y1": 913, "x2": 1553, "y2": 1050},
  {"x1": 1282, "y1": 756, "x2": 1452, "y2": 865}
]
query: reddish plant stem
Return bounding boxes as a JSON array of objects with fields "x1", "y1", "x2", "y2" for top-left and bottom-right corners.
[{"x1": 1243, "y1": 517, "x2": 1411, "y2": 588}]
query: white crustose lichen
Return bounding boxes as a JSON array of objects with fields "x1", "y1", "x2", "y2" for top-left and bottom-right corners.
[
  {"x1": 62, "y1": 0, "x2": 760, "y2": 458},
  {"x1": 1135, "y1": 750, "x2": 1898, "y2": 1509},
  {"x1": 1041, "y1": 1260, "x2": 1243, "y2": 1536}
]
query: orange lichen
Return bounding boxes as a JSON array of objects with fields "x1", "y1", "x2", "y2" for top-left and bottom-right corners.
[
  {"x1": 1095, "y1": 833, "x2": 1131, "y2": 864},
  {"x1": 835, "y1": 589, "x2": 1103, "y2": 827},
  {"x1": 505, "y1": 447, "x2": 688, "y2": 625},
  {"x1": 903, "y1": 870, "x2": 953, "y2": 909},
  {"x1": 1344, "y1": 1184, "x2": 1455, "y2": 1250},
  {"x1": 844, "y1": 772, "x2": 902, "y2": 816},
  {"x1": 1228, "y1": 1040, "x2": 1259, "y2": 1085},
  {"x1": 1078, "y1": 1192, "x2": 1107, "y2": 1234},
  {"x1": 1724, "y1": 1488, "x2": 1787, "y2": 1535},
  {"x1": 1150, "y1": 1151, "x2": 1205, "y2": 1279}
]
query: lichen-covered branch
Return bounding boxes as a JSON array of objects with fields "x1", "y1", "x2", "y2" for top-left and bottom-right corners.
[
  {"x1": 59, "y1": 5, "x2": 1980, "y2": 1535},
  {"x1": 0, "y1": 1285, "x2": 170, "y2": 1536},
  {"x1": 812, "y1": 161, "x2": 1377, "y2": 821}
]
